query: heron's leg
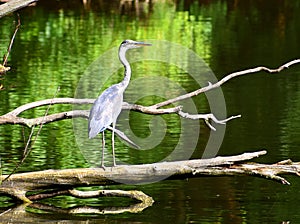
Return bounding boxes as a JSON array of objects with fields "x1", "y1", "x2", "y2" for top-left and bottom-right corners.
[
  {"x1": 100, "y1": 131, "x2": 105, "y2": 169},
  {"x1": 112, "y1": 122, "x2": 116, "y2": 166}
]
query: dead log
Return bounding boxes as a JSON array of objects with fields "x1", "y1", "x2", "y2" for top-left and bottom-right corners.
[{"x1": 1, "y1": 150, "x2": 300, "y2": 204}]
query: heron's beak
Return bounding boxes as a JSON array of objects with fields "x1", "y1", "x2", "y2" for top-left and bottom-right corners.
[{"x1": 134, "y1": 41, "x2": 152, "y2": 47}]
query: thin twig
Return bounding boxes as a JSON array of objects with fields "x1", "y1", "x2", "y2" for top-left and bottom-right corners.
[
  {"x1": 22, "y1": 125, "x2": 35, "y2": 157},
  {"x1": 30, "y1": 86, "x2": 61, "y2": 146},
  {"x1": 2, "y1": 14, "x2": 21, "y2": 67},
  {"x1": 3, "y1": 87, "x2": 61, "y2": 182},
  {"x1": 2, "y1": 125, "x2": 36, "y2": 182}
]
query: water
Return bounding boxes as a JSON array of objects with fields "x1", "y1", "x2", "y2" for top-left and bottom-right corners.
[{"x1": 1, "y1": 0, "x2": 300, "y2": 223}]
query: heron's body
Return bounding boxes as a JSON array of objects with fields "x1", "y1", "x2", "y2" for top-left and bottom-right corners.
[
  {"x1": 88, "y1": 40, "x2": 151, "y2": 168},
  {"x1": 88, "y1": 83, "x2": 123, "y2": 139}
]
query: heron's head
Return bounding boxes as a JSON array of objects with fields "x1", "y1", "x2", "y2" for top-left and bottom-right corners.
[{"x1": 120, "y1": 39, "x2": 152, "y2": 50}]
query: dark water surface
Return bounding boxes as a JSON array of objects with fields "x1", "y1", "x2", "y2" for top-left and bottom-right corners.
[{"x1": 1, "y1": 0, "x2": 300, "y2": 223}]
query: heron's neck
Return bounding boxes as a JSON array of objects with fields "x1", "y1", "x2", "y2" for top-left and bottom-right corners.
[{"x1": 119, "y1": 47, "x2": 131, "y2": 89}]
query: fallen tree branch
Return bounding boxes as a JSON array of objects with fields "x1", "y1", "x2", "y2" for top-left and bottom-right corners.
[
  {"x1": 0, "y1": 0, "x2": 38, "y2": 18},
  {"x1": 2, "y1": 150, "x2": 300, "y2": 203}
]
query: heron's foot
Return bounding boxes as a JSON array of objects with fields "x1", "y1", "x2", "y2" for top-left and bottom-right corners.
[{"x1": 100, "y1": 164, "x2": 106, "y2": 170}]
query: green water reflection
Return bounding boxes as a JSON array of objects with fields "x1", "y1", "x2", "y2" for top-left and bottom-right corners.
[{"x1": 1, "y1": 0, "x2": 300, "y2": 223}]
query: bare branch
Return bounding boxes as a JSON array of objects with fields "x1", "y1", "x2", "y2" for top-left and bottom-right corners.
[
  {"x1": 0, "y1": 59, "x2": 299, "y2": 130},
  {"x1": 153, "y1": 59, "x2": 300, "y2": 108},
  {"x1": 0, "y1": 0, "x2": 38, "y2": 18},
  {"x1": 122, "y1": 102, "x2": 182, "y2": 114},
  {"x1": 178, "y1": 111, "x2": 241, "y2": 131},
  {"x1": 6, "y1": 98, "x2": 93, "y2": 116},
  {"x1": 0, "y1": 99, "x2": 239, "y2": 128},
  {"x1": 0, "y1": 108, "x2": 139, "y2": 149}
]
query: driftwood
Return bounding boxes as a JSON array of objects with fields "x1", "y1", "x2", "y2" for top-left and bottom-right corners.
[
  {"x1": 1, "y1": 150, "x2": 300, "y2": 206},
  {"x1": 0, "y1": 0, "x2": 37, "y2": 18}
]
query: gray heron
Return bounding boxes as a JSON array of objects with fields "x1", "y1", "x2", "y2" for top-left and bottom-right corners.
[{"x1": 88, "y1": 39, "x2": 151, "y2": 168}]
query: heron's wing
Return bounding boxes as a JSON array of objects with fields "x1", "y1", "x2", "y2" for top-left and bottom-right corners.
[{"x1": 88, "y1": 85, "x2": 123, "y2": 138}]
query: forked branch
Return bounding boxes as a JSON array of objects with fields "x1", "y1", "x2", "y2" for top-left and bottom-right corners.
[
  {"x1": 153, "y1": 59, "x2": 300, "y2": 108},
  {"x1": 1, "y1": 59, "x2": 299, "y2": 131}
]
